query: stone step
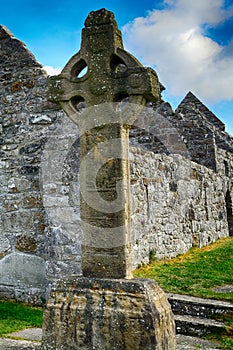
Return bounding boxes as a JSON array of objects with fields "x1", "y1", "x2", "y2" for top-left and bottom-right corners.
[
  {"x1": 176, "y1": 334, "x2": 221, "y2": 350},
  {"x1": 167, "y1": 293, "x2": 233, "y2": 319},
  {"x1": 175, "y1": 314, "x2": 226, "y2": 337}
]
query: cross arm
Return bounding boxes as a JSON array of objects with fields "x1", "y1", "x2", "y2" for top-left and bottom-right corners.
[{"x1": 112, "y1": 67, "x2": 161, "y2": 102}]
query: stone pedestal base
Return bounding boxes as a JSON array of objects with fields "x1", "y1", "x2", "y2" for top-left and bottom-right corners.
[{"x1": 41, "y1": 277, "x2": 176, "y2": 350}]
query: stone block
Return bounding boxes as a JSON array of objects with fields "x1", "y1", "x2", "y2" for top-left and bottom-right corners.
[
  {"x1": 41, "y1": 277, "x2": 176, "y2": 350},
  {"x1": 0, "y1": 234, "x2": 11, "y2": 257},
  {"x1": 0, "y1": 252, "x2": 46, "y2": 288},
  {"x1": 16, "y1": 234, "x2": 37, "y2": 253}
]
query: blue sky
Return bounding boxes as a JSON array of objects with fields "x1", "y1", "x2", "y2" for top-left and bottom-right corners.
[{"x1": 1, "y1": 0, "x2": 233, "y2": 135}]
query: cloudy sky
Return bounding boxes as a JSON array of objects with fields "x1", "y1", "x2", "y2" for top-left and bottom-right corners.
[{"x1": 1, "y1": 0, "x2": 232, "y2": 134}]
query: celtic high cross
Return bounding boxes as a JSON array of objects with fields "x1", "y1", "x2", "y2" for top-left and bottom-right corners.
[{"x1": 48, "y1": 8, "x2": 160, "y2": 278}]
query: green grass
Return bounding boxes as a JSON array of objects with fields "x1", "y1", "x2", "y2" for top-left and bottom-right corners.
[
  {"x1": 134, "y1": 237, "x2": 233, "y2": 302},
  {"x1": 0, "y1": 300, "x2": 43, "y2": 337},
  {"x1": 221, "y1": 337, "x2": 233, "y2": 349}
]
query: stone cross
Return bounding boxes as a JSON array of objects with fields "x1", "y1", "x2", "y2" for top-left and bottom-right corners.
[{"x1": 48, "y1": 8, "x2": 160, "y2": 279}]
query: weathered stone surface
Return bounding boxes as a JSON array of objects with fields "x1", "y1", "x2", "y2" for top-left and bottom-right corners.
[
  {"x1": 167, "y1": 293, "x2": 233, "y2": 319},
  {"x1": 48, "y1": 8, "x2": 160, "y2": 279},
  {"x1": 175, "y1": 315, "x2": 225, "y2": 337},
  {"x1": 0, "y1": 337, "x2": 41, "y2": 350},
  {"x1": 0, "y1": 25, "x2": 13, "y2": 40},
  {"x1": 0, "y1": 252, "x2": 45, "y2": 287},
  {"x1": 130, "y1": 147, "x2": 230, "y2": 266},
  {"x1": 0, "y1": 24, "x2": 82, "y2": 302},
  {"x1": 0, "y1": 252, "x2": 46, "y2": 303},
  {"x1": 41, "y1": 277, "x2": 176, "y2": 350},
  {"x1": 16, "y1": 234, "x2": 37, "y2": 252},
  {"x1": 176, "y1": 335, "x2": 221, "y2": 350},
  {"x1": 167, "y1": 293, "x2": 232, "y2": 339}
]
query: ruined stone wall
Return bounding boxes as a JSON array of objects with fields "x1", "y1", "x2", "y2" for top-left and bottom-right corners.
[
  {"x1": 216, "y1": 146, "x2": 233, "y2": 237},
  {"x1": 160, "y1": 95, "x2": 218, "y2": 171},
  {"x1": 130, "y1": 149, "x2": 229, "y2": 267},
  {"x1": 128, "y1": 99, "x2": 232, "y2": 267},
  {"x1": 174, "y1": 91, "x2": 233, "y2": 175},
  {"x1": 0, "y1": 26, "x2": 232, "y2": 303},
  {"x1": 0, "y1": 26, "x2": 81, "y2": 303}
]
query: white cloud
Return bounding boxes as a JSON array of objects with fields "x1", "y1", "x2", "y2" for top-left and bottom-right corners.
[
  {"x1": 123, "y1": 0, "x2": 233, "y2": 102},
  {"x1": 43, "y1": 66, "x2": 62, "y2": 76}
]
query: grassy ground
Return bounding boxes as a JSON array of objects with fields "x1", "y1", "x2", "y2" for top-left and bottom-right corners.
[
  {"x1": 0, "y1": 300, "x2": 43, "y2": 337},
  {"x1": 134, "y1": 237, "x2": 233, "y2": 302},
  {"x1": 134, "y1": 237, "x2": 233, "y2": 349}
]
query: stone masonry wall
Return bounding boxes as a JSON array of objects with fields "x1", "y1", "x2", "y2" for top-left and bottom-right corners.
[
  {"x1": 0, "y1": 26, "x2": 232, "y2": 303},
  {"x1": 0, "y1": 26, "x2": 82, "y2": 303},
  {"x1": 130, "y1": 148, "x2": 229, "y2": 267}
]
